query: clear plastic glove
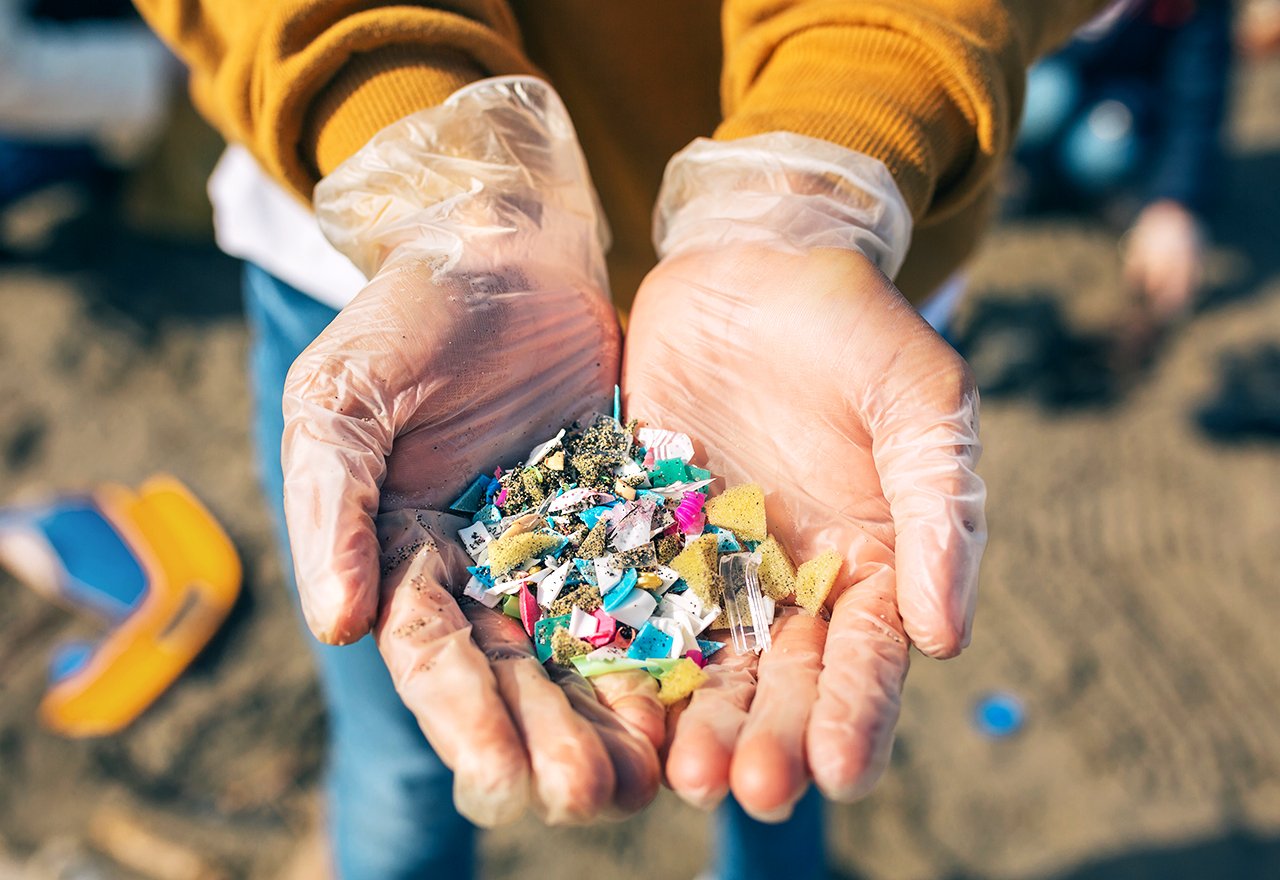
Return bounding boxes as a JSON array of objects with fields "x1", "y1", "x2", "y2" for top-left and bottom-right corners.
[
  {"x1": 1124, "y1": 199, "x2": 1205, "y2": 322},
  {"x1": 281, "y1": 76, "x2": 663, "y2": 826},
  {"x1": 624, "y1": 134, "x2": 987, "y2": 821}
]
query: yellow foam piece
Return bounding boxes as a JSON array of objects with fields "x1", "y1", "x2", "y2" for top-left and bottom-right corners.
[
  {"x1": 550, "y1": 628, "x2": 592, "y2": 665},
  {"x1": 487, "y1": 532, "x2": 562, "y2": 578},
  {"x1": 757, "y1": 535, "x2": 797, "y2": 600},
  {"x1": 657, "y1": 658, "x2": 709, "y2": 706},
  {"x1": 704, "y1": 483, "x2": 767, "y2": 543},
  {"x1": 669, "y1": 534, "x2": 721, "y2": 608},
  {"x1": 795, "y1": 551, "x2": 843, "y2": 615}
]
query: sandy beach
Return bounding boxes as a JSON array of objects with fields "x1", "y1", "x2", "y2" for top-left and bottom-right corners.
[{"x1": 1, "y1": 55, "x2": 1277, "y2": 880}]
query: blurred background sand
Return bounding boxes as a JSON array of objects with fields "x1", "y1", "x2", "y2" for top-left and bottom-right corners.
[{"x1": 0, "y1": 37, "x2": 1277, "y2": 880}]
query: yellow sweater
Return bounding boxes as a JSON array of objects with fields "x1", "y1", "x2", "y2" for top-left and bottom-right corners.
[{"x1": 133, "y1": 0, "x2": 1105, "y2": 304}]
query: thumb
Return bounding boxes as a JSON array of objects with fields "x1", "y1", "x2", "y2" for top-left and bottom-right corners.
[
  {"x1": 865, "y1": 331, "x2": 987, "y2": 659},
  {"x1": 282, "y1": 337, "x2": 397, "y2": 645}
]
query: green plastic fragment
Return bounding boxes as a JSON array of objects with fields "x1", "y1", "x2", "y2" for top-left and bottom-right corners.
[
  {"x1": 649, "y1": 457, "x2": 689, "y2": 487},
  {"x1": 448, "y1": 474, "x2": 491, "y2": 515},
  {"x1": 569, "y1": 654, "x2": 688, "y2": 679},
  {"x1": 571, "y1": 656, "x2": 650, "y2": 677},
  {"x1": 534, "y1": 614, "x2": 573, "y2": 663},
  {"x1": 502, "y1": 594, "x2": 521, "y2": 619}
]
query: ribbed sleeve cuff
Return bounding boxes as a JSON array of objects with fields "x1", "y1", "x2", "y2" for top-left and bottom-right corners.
[
  {"x1": 716, "y1": 24, "x2": 1001, "y2": 222},
  {"x1": 304, "y1": 48, "x2": 485, "y2": 181}
]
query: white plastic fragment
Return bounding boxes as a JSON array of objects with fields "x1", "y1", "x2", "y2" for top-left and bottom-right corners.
[
  {"x1": 648, "y1": 617, "x2": 689, "y2": 658},
  {"x1": 549, "y1": 487, "x2": 613, "y2": 513},
  {"x1": 645, "y1": 479, "x2": 715, "y2": 499},
  {"x1": 637, "y1": 427, "x2": 696, "y2": 465},
  {"x1": 568, "y1": 607, "x2": 599, "y2": 639},
  {"x1": 485, "y1": 577, "x2": 527, "y2": 596},
  {"x1": 537, "y1": 558, "x2": 572, "y2": 608},
  {"x1": 464, "y1": 576, "x2": 502, "y2": 608},
  {"x1": 594, "y1": 557, "x2": 625, "y2": 594},
  {"x1": 457, "y1": 522, "x2": 493, "y2": 561},
  {"x1": 655, "y1": 566, "x2": 681, "y2": 593},
  {"x1": 525, "y1": 428, "x2": 565, "y2": 468},
  {"x1": 608, "y1": 588, "x2": 658, "y2": 630}
]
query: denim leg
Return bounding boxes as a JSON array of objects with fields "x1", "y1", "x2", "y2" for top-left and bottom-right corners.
[
  {"x1": 0, "y1": 138, "x2": 103, "y2": 209},
  {"x1": 713, "y1": 787, "x2": 826, "y2": 880},
  {"x1": 242, "y1": 263, "x2": 475, "y2": 880}
]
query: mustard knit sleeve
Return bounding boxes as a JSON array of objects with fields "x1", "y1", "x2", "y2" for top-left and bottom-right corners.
[
  {"x1": 716, "y1": 0, "x2": 1111, "y2": 222},
  {"x1": 132, "y1": 0, "x2": 537, "y2": 201}
]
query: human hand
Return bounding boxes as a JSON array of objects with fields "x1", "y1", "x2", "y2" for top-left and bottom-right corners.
[
  {"x1": 1124, "y1": 199, "x2": 1205, "y2": 322},
  {"x1": 624, "y1": 136, "x2": 986, "y2": 821},
  {"x1": 281, "y1": 77, "x2": 663, "y2": 826}
]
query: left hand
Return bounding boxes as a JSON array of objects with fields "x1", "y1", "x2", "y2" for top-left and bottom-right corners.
[
  {"x1": 623, "y1": 243, "x2": 987, "y2": 821},
  {"x1": 1124, "y1": 199, "x2": 1205, "y2": 322}
]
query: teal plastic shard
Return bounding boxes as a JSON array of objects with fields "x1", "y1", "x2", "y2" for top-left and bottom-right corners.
[{"x1": 719, "y1": 552, "x2": 772, "y2": 655}]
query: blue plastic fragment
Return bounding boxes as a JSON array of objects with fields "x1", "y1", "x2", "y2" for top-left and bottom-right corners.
[
  {"x1": 602, "y1": 569, "x2": 638, "y2": 612},
  {"x1": 449, "y1": 475, "x2": 491, "y2": 515},
  {"x1": 484, "y1": 476, "x2": 502, "y2": 502},
  {"x1": 466, "y1": 565, "x2": 495, "y2": 588},
  {"x1": 696, "y1": 638, "x2": 726, "y2": 659},
  {"x1": 545, "y1": 535, "x2": 571, "y2": 559},
  {"x1": 573, "y1": 558, "x2": 598, "y2": 586},
  {"x1": 626, "y1": 622, "x2": 673, "y2": 660},
  {"x1": 472, "y1": 504, "x2": 501, "y2": 526},
  {"x1": 973, "y1": 692, "x2": 1025, "y2": 738},
  {"x1": 613, "y1": 385, "x2": 622, "y2": 422},
  {"x1": 704, "y1": 526, "x2": 741, "y2": 553},
  {"x1": 534, "y1": 614, "x2": 573, "y2": 663}
]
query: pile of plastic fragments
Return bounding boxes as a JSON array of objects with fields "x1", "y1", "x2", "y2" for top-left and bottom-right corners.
[{"x1": 449, "y1": 407, "x2": 843, "y2": 706}]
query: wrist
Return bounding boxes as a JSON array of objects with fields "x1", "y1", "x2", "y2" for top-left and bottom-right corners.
[
  {"x1": 314, "y1": 76, "x2": 608, "y2": 280},
  {"x1": 653, "y1": 132, "x2": 913, "y2": 278}
]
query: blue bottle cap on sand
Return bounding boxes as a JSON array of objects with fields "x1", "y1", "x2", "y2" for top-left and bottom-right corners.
[{"x1": 974, "y1": 692, "x2": 1025, "y2": 738}]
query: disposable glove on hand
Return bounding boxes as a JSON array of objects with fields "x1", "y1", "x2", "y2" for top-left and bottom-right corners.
[
  {"x1": 282, "y1": 77, "x2": 662, "y2": 826},
  {"x1": 623, "y1": 134, "x2": 987, "y2": 821}
]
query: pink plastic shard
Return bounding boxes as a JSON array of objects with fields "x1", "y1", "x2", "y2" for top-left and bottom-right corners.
[
  {"x1": 494, "y1": 488, "x2": 508, "y2": 507},
  {"x1": 673, "y1": 492, "x2": 706, "y2": 534},
  {"x1": 587, "y1": 609, "x2": 618, "y2": 647},
  {"x1": 686, "y1": 649, "x2": 706, "y2": 668},
  {"x1": 519, "y1": 584, "x2": 541, "y2": 637}
]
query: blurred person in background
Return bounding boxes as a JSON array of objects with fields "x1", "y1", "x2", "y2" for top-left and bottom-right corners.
[
  {"x1": 0, "y1": 0, "x2": 173, "y2": 221},
  {"x1": 1238, "y1": 0, "x2": 1280, "y2": 57},
  {"x1": 1011, "y1": 0, "x2": 1232, "y2": 326},
  {"x1": 131, "y1": 3, "x2": 1110, "y2": 879}
]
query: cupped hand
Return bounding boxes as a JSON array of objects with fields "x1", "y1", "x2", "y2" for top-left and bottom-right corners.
[
  {"x1": 281, "y1": 256, "x2": 665, "y2": 826},
  {"x1": 623, "y1": 244, "x2": 987, "y2": 820}
]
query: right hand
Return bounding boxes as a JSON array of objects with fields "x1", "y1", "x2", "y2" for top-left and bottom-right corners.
[{"x1": 280, "y1": 77, "x2": 664, "y2": 826}]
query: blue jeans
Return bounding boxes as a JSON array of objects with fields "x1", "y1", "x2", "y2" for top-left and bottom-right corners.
[{"x1": 243, "y1": 263, "x2": 826, "y2": 880}]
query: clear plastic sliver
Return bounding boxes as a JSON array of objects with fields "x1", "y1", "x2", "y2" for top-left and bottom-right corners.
[{"x1": 719, "y1": 551, "x2": 772, "y2": 655}]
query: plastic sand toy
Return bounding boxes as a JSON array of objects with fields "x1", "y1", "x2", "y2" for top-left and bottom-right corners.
[
  {"x1": 449, "y1": 404, "x2": 842, "y2": 702},
  {"x1": 0, "y1": 476, "x2": 241, "y2": 736}
]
